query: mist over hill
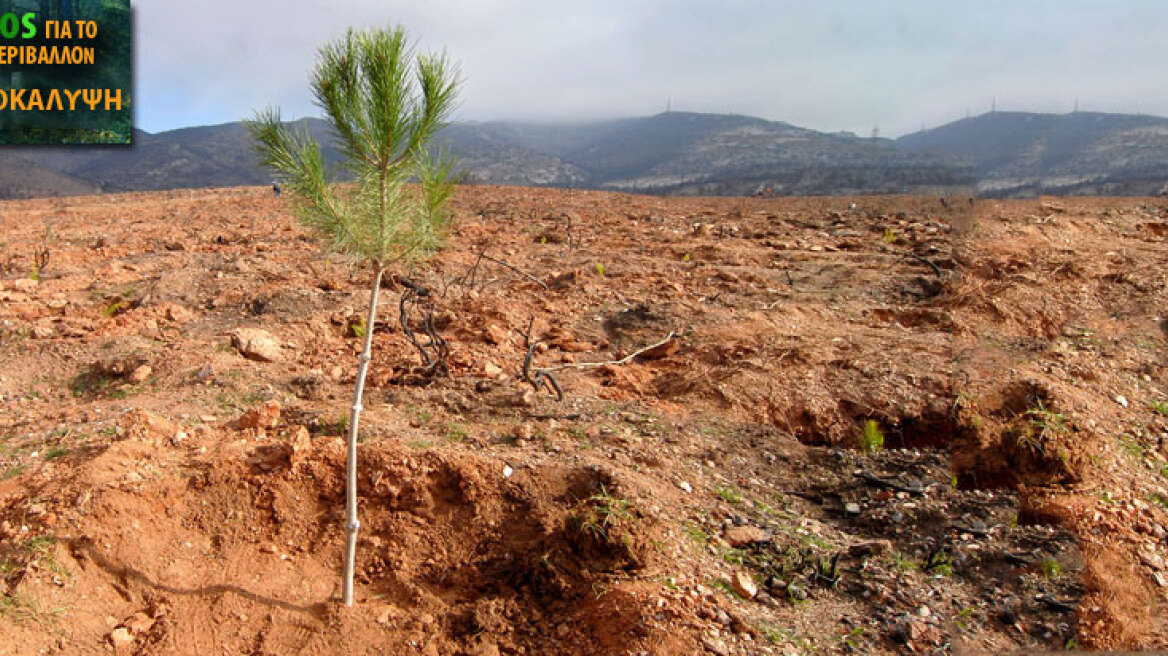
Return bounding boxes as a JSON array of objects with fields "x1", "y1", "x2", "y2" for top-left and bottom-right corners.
[
  {"x1": 3, "y1": 110, "x2": 1168, "y2": 199},
  {"x1": 895, "y1": 111, "x2": 1168, "y2": 197}
]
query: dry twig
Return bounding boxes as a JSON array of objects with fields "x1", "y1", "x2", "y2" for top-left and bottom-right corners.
[{"x1": 537, "y1": 332, "x2": 677, "y2": 373}]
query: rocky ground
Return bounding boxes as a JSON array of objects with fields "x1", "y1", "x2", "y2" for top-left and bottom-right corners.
[{"x1": 0, "y1": 186, "x2": 1165, "y2": 655}]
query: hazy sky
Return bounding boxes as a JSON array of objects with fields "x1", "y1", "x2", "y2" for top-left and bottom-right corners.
[{"x1": 137, "y1": 0, "x2": 1168, "y2": 137}]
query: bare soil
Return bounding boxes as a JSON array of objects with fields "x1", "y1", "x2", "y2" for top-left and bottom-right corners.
[{"x1": 0, "y1": 186, "x2": 1166, "y2": 654}]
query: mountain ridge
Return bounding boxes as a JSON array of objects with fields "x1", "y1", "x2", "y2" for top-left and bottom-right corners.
[
  {"x1": 895, "y1": 111, "x2": 1168, "y2": 197},
  {"x1": 3, "y1": 110, "x2": 1168, "y2": 199}
]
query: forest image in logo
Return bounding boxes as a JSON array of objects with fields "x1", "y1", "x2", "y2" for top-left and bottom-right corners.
[{"x1": 0, "y1": 0, "x2": 131, "y2": 144}]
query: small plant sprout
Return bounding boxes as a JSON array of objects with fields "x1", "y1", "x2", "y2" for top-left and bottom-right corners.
[
  {"x1": 247, "y1": 25, "x2": 459, "y2": 607},
  {"x1": 577, "y1": 486, "x2": 632, "y2": 540},
  {"x1": 1040, "y1": 557, "x2": 1063, "y2": 578},
  {"x1": 714, "y1": 484, "x2": 744, "y2": 505},
  {"x1": 858, "y1": 419, "x2": 884, "y2": 454},
  {"x1": 30, "y1": 225, "x2": 52, "y2": 281}
]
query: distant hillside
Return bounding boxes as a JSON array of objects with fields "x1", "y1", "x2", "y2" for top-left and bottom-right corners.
[
  {"x1": 0, "y1": 156, "x2": 101, "y2": 199},
  {"x1": 446, "y1": 112, "x2": 973, "y2": 196},
  {"x1": 437, "y1": 123, "x2": 588, "y2": 186},
  {"x1": 8, "y1": 110, "x2": 1168, "y2": 199},
  {"x1": 896, "y1": 111, "x2": 1168, "y2": 197},
  {"x1": 9, "y1": 120, "x2": 342, "y2": 193}
]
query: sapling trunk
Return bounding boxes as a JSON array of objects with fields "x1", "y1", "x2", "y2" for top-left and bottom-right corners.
[
  {"x1": 246, "y1": 25, "x2": 459, "y2": 608},
  {"x1": 342, "y1": 263, "x2": 384, "y2": 606}
]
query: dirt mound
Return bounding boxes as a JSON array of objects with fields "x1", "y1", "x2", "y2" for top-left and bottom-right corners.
[{"x1": 0, "y1": 410, "x2": 691, "y2": 655}]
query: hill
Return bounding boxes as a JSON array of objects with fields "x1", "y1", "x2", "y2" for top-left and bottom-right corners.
[
  {"x1": 5, "y1": 112, "x2": 974, "y2": 199},
  {"x1": 896, "y1": 111, "x2": 1168, "y2": 197},
  {"x1": 10, "y1": 110, "x2": 1168, "y2": 199},
  {"x1": 0, "y1": 156, "x2": 101, "y2": 199},
  {"x1": 8, "y1": 121, "x2": 342, "y2": 193},
  {"x1": 446, "y1": 112, "x2": 972, "y2": 195}
]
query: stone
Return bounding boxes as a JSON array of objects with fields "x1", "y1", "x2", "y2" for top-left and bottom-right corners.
[
  {"x1": 848, "y1": 539, "x2": 893, "y2": 557},
  {"x1": 109, "y1": 627, "x2": 134, "y2": 648},
  {"x1": 723, "y1": 526, "x2": 770, "y2": 548},
  {"x1": 120, "y1": 409, "x2": 182, "y2": 442},
  {"x1": 230, "y1": 328, "x2": 283, "y2": 362},
  {"x1": 125, "y1": 611, "x2": 155, "y2": 635},
  {"x1": 731, "y1": 570, "x2": 758, "y2": 599},
  {"x1": 677, "y1": 481, "x2": 693, "y2": 494},
  {"x1": 238, "y1": 401, "x2": 281, "y2": 430},
  {"x1": 636, "y1": 337, "x2": 680, "y2": 360},
  {"x1": 483, "y1": 324, "x2": 509, "y2": 346},
  {"x1": 1115, "y1": 395, "x2": 1129, "y2": 408},
  {"x1": 11, "y1": 278, "x2": 37, "y2": 292},
  {"x1": 30, "y1": 323, "x2": 54, "y2": 339},
  {"x1": 128, "y1": 365, "x2": 152, "y2": 383},
  {"x1": 700, "y1": 637, "x2": 729, "y2": 656},
  {"x1": 195, "y1": 364, "x2": 215, "y2": 382},
  {"x1": 165, "y1": 305, "x2": 195, "y2": 323},
  {"x1": 483, "y1": 362, "x2": 504, "y2": 378},
  {"x1": 845, "y1": 502, "x2": 862, "y2": 515}
]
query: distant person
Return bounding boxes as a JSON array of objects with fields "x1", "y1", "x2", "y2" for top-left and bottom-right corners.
[{"x1": 272, "y1": 182, "x2": 281, "y2": 198}]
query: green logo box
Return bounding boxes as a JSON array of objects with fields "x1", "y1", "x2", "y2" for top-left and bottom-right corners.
[{"x1": 0, "y1": 0, "x2": 131, "y2": 145}]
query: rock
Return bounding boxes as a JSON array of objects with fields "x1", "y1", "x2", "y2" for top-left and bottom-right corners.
[
  {"x1": 637, "y1": 337, "x2": 680, "y2": 360},
  {"x1": 11, "y1": 278, "x2": 37, "y2": 292},
  {"x1": 1139, "y1": 550, "x2": 1166, "y2": 572},
  {"x1": 125, "y1": 611, "x2": 155, "y2": 635},
  {"x1": 30, "y1": 323, "x2": 54, "y2": 339},
  {"x1": 238, "y1": 401, "x2": 281, "y2": 430},
  {"x1": 700, "y1": 637, "x2": 729, "y2": 656},
  {"x1": 109, "y1": 627, "x2": 133, "y2": 648},
  {"x1": 260, "y1": 543, "x2": 277, "y2": 554},
  {"x1": 845, "y1": 502, "x2": 862, "y2": 515},
  {"x1": 677, "y1": 481, "x2": 693, "y2": 494},
  {"x1": 230, "y1": 328, "x2": 283, "y2": 362},
  {"x1": 483, "y1": 324, "x2": 509, "y2": 346},
  {"x1": 889, "y1": 619, "x2": 913, "y2": 644},
  {"x1": 1115, "y1": 395, "x2": 1129, "y2": 408},
  {"x1": 468, "y1": 640, "x2": 500, "y2": 656},
  {"x1": 483, "y1": 362, "x2": 504, "y2": 378},
  {"x1": 128, "y1": 365, "x2": 152, "y2": 383},
  {"x1": 731, "y1": 570, "x2": 758, "y2": 599},
  {"x1": 848, "y1": 539, "x2": 893, "y2": 557},
  {"x1": 165, "y1": 305, "x2": 195, "y2": 323},
  {"x1": 120, "y1": 409, "x2": 182, "y2": 442},
  {"x1": 195, "y1": 364, "x2": 215, "y2": 382},
  {"x1": 547, "y1": 270, "x2": 580, "y2": 290},
  {"x1": 724, "y1": 526, "x2": 770, "y2": 548},
  {"x1": 502, "y1": 466, "x2": 514, "y2": 478}
]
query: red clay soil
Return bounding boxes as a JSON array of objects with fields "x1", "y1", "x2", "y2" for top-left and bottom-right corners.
[{"x1": 0, "y1": 186, "x2": 1165, "y2": 654}]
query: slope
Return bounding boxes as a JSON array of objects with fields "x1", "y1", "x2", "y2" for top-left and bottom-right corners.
[{"x1": 897, "y1": 111, "x2": 1168, "y2": 197}]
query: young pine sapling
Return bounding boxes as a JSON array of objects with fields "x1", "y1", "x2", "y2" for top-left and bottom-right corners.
[{"x1": 246, "y1": 25, "x2": 459, "y2": 607}]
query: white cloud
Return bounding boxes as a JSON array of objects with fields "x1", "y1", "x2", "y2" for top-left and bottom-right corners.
[{"x1": 135, "y1": 0, "x2": 1168, "y2": 136}]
